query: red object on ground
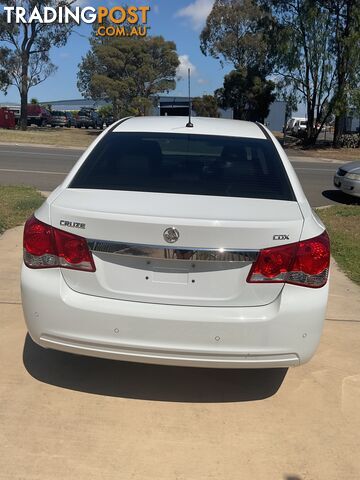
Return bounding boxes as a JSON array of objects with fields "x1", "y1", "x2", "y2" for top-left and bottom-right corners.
[{"x1": 0, "y1": 108, "x2": 16, "y2": 129}]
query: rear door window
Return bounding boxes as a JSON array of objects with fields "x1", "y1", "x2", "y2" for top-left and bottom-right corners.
[{"x1": 70, "y1": 132, "x2": 295, "y2": 201}]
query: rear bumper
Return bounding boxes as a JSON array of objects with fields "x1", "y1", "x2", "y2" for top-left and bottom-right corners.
[
  {"x1": 50, "y1": 119, "x2": 67, "y2": 126},
  {"x1": 21, "y1": 265, "x2": 329, "y2": 368}
]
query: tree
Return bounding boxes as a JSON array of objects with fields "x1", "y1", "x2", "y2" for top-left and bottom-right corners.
[
  {"x1": 260, "y1": 0, "x2": 360, "y2": 145},
  {"x1": 78, "y1": 32, "x2": 179, "y2": 118},
  {"x1": 318, "y1": 0, "x2": 360, "y2": 145},
  {"x1": 98, "y1": 104, "x2": 114, "y2": 118},
  {"x1": 192, "y1": 95, "x2": 220, "y2": 117},
  {"x1": 200, "y1": 0, "x2": 273, "y2": 74},
  {"x1": 199, "y1": 0, "x2": 276, "y2": 123},
  {"x1": 259, "y1": 0, "x2": 338, "y2": 145},
  {"x1": 30, "y1": 97, "x2": 39, "y2": 104},
  {"x1": 350, "y1": 88, "x2": 360, "y2": 117},
  {"x1": 0, "y1": 1, "x2": 74, "y2": 130},
  {"x1": 216, "y1": 68, "x2": 275, "y2": 122}
]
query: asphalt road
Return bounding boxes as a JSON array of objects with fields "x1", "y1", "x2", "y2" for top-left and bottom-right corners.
[{"x1": 0, "y1": 143, "x2": 350, "y2": 207}]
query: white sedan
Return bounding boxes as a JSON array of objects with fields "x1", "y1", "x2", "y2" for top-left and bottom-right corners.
[{"x1": 21, "y1": 116, "x2": 330, "y2": 368}]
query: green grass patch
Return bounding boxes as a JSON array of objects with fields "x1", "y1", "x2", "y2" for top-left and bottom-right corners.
[
  {"x1": 317, "y1": 205, "x2": 360, "y2": 285},
  {"x1": 0, "y1": 186, "x2": 44, "y2": 234}
]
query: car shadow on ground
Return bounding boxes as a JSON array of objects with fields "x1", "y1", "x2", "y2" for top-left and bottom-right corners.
[
  {"x1": 322, "y1": 189, "x2": 360, "y2": 205},
  {"x1": 23, "y1": 335, "x2": 288, "y2": 403}
]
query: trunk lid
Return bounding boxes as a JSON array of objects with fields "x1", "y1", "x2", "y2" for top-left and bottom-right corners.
[{"x1": 50, "y1": 189, "x2": 304, "y2": 307}]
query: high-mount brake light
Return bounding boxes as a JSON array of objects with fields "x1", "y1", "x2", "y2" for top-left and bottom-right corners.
[
  {"x1": 247, "y1": 231, "x2": 330, "y2": 288},
  {"x1": 23, "y1": 216, "x2": 95, "y2": 272}
]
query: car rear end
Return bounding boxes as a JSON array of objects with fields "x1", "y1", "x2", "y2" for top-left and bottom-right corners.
[
  {"x1": 50, "y1": 111, "x2": 67, "y2": 127},
  {"x1": 27, "y1": 105, "x2": 51, "y2": 127},
  {"x1": 21, "y1": 117, "x2": 330, "y2": 368},
  {"x1": 76, "y1": 109, "x2": 95, "y2": 128},
  {"x1": 76, "y1": 110, "x2": 89, "y2": 128}
]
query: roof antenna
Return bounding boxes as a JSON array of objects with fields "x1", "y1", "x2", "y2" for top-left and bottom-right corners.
[{"x1": 186, "y1": 68, "x2": 193, "y2": 128}]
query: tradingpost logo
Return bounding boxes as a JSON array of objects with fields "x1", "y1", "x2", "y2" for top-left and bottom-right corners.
[{"x1": 3, "y1": 4, "x2": 150, "y2": 37}]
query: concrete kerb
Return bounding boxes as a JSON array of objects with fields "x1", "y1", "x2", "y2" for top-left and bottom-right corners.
[{"x1": 0, "y1": 141, "x2": 86, "y2": 151}]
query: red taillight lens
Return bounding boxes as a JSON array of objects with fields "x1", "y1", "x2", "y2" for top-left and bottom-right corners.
[
  {"x1": 250, "y1": 243, "x2": 296, "y2": 280},
  {"x1": 23, "y1": 215, "x2": 56, "y2": 257},
  {"x1": 54, "y1": 228, "x2": 95, "y2": 271},
  {"x1": 23, "y1": 216, "x2": 95, "y2": 272},
  {"x1": 292, "y1": 233, "x2": 330, "y2": 276},
  {"x1": 247, "y1": 231, "x2": 330, "y2": 288}
]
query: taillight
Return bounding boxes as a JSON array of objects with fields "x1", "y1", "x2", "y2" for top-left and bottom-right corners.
[
  {"x1": 23, "y1": 216, "x2": 95, "y2": 272},
  {"x1": 247, "y1": 231, "x2": 330, "y2": 288}
]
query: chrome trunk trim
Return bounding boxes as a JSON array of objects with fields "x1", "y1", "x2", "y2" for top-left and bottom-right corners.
[{"x1": 87, "y1": 240, "x2": 259, "y2": 263}]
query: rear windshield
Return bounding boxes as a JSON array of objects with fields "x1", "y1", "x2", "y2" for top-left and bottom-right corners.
[
  {"x1": 52, "y1": 111, "x2": 65, "y2": 116},
  {"x1": 70, "y1": 132, "x2": 295, "y2": 201}
]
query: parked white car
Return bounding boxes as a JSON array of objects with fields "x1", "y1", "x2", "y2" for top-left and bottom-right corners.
[
  {"x1": 285, "y1": 117, "x2": 306, "y2": 135},
  {"x1": 21, "y1": 116, "x2": 330, "y2": 368},
  {"x1": 292, "y1": 119, "x2": 308, "y2": 136},
  {"x1": 334, "y1": 161, "x2": 360, "y2": 198}
]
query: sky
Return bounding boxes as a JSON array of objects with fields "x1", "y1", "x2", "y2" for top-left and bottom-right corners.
[{"x1": 0, "y1": 0, "x2": 234, "y2": 104}]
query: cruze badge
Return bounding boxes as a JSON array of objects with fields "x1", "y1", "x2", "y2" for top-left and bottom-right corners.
[
  {"x1": 163, "y1": 227, "x2": 180, "y2": 243},
  {"x1": 60, "y1": 220, "x2": 86, "y2": 229}
]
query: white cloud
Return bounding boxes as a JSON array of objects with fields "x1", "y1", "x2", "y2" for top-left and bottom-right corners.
[
  {"x1": 176, "y1": 54, "x2": 197, "y2": 80},
  {"x1": 175, "y1": 0, "x2": 214, "y2": 30},
  {"x1": 197, "y1": 77, "x2": 208, "y2": 85}
]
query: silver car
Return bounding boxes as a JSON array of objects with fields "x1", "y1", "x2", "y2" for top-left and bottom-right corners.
[{"x1": 334, "y1": 161, "x2": 360, "y2": 198}]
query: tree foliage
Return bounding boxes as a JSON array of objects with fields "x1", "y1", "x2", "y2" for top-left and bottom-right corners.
[
  {"x1": 215, "y1": 68, "x2": 275, "y2": 122},
  {"x1": 97, "y1": 104, "x2": 114, "y2": 118},
  {"x1": 200, "y1": 0, "x2": 273, "y2": 74},
  {"x1": 260, "y1": 0, "x2": 360, "y2": 144},
  {"x1": 0, "y1": 0, "x2": 74, "y2": 129},
  {"x1": 319, "y1": 0, "x2": 360, "y2": 145},
  {"x1": 263, "y1": 0, "x2": 336, "y2": 143},
  {"x1": 350, "y1": 88, "x2": 360, "y2": 117},
  {"x1": 77, "y1": 31, "x2": 179, "y2": 118},
  {"x1": 201, "y1": 0, "x2": 360, "y2": 145},
  {"x1": 192, "y1": 95, "x2": 220, "y2": 117}
]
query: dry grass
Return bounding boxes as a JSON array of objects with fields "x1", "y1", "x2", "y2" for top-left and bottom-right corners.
[
  {"x1": 0, "y1": 127, "x2": 101, "y2": 149},
  {"x1": 0, "y1": 186, "x2": 44, "y2": 234},
  {"x1": 296, "y1": 148, "x2": 360, "y2": 161}
]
